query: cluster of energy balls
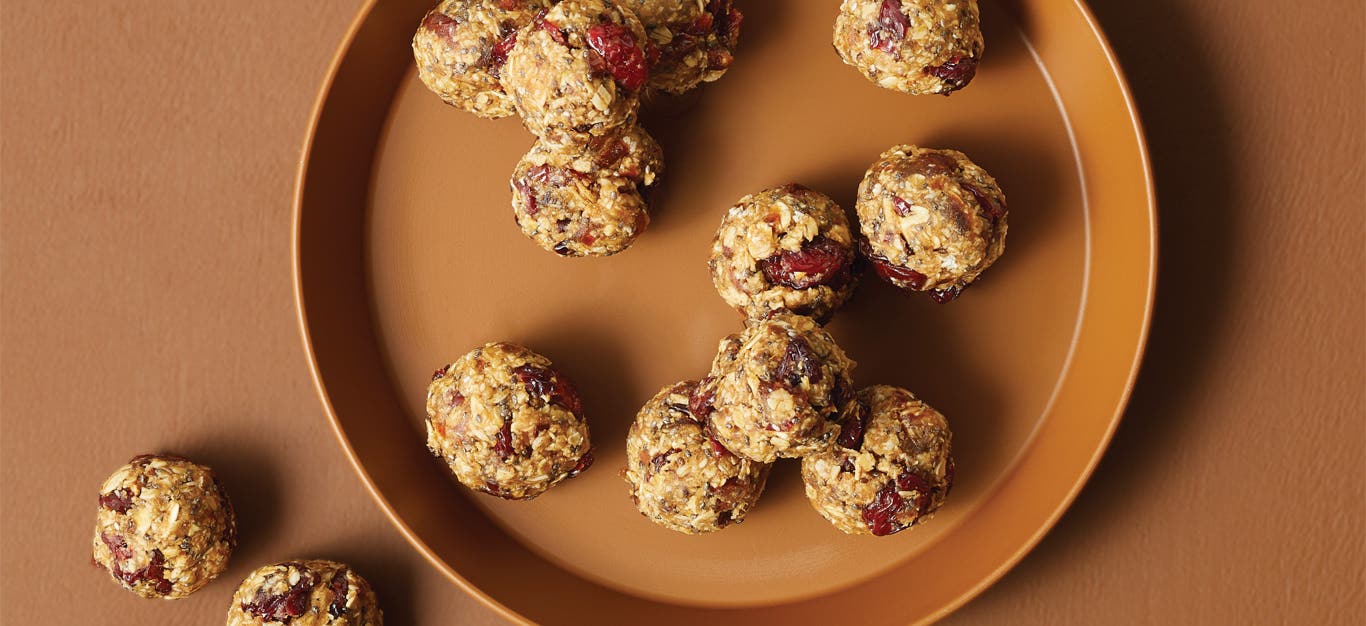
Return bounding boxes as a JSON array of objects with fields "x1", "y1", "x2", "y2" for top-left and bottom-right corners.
[
  {"x1": 413, "y1": 0, "x2": 743, "y2": 256},
  {"x1": 91, "y1": 454, "x2": 383, "y2": 624}
]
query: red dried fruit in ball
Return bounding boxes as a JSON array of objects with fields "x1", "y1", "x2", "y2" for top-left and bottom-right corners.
[
  {"x1": 759, "y1": 236, "x2": 854, "y2": 290},
  {"x1": 869, "y1": 256, "x2": 928, "y2": 290},
  {"x1": 775, "y1": 336, "x2": 823, "y2": 387},
  {"x1": 862, "y1": 472, "x2": 933, "y2": 536},
  {"x1": 99, "y1": 488, "x2": 134, "y2": 514},
  {"x1": 512, "y1": 364, "x2": 581, "y2": 415},
  {"x1": 488, "y1": 30, "x2": 519, "y2": 78},
  {"x1": 924, "y1": 55, "x2": 978, "y2": 92},
  {"x1": 687, "y1": 12, "x2": 714, "y2": 35},
  {"x1": 100, "y1": 532, "x2": 133, "y2": 561},
  {"x1": 567, "y1": 450, "x2": 594, "y2": 478},
  {"x1": 962, "y1": 181, "x2": 1007, "y2": 221},
  {"x1": 712, "y1": 0, "x2": 743, "y2": 47},
  {"x1": 422, "y1": 11, "x2": 459, "y2": 42},
  {"x1": 836, "y1": 400, "x2": 869, "y2": 450},
  {"x1": 931, "y1": 284, "x2": 963, "y2": 303},
  {"x1": 496, "y1": 0, "x2": 522, "y2": 10},
  {"x1": 689, "y1": 380, "x2": 717, "y2": 420},
  {"x1": 327, "y1": 570, "x2": 350, "y2": 618},
  {"x1": 705, "y1": 429, "x2": 735, "y2": 458},
  {"x1": 586, "y1": 23, "x2": 648, "y2": 92},
  {"x1": 909, "y1": 152, "x2": 961, "y2": 177},
  {"x1": 868, "y1": 0, "x2": 909, "y2": 53},
  {"x1": 586, "y1": 134, "x2": 629, "y2": 169},
  {"x1": 492, "y1": 416, "x2": 515, "y2": 460},
  {"x1": 243, "y1": 568, "x2": 316, "y2": 621},
  {"x1": 113, "y1": 548, "x2": 172, "y2": 595}
]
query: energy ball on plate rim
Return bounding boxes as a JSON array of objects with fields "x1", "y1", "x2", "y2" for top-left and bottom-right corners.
[
  {"x1": 501, "y1": 0, "x2": 651, "y2": 146},
  {"x1": 412, "y1": 0, "x2": 551, "y2": 118},
  {"x1": 856, "y1": 144, "x2": 1007, "y2": 302},
  {"x1": 427, "y1": 342, "x2": 593, "y2": 500},
  {"x1": 833, "y1": 0, "x2": 984, "y2": 95},
  {"x1": 693, "y1": 312, "x2": 856, "y2": 463},
  {"x1": 226, "y1": 559, "x2": 382, "y2": 626},
  {"x1": 801, "y1": 385, "x2": 954, "y2": 536},
  {"x1": 618, "y1": 0, "x2": 744, "y2": 95},
  {"x1": 709, "y1": 183, "x2": 858, "y2": 323},
  {"x1": 511, "y1": 123, "x2": 663, "y2": 256},
  {"x1": 625, "y1": 380, "x2": 772, "y2": 534},
  {"x1": 91, "y1": 453, "x2": 236, "y2": 599}
]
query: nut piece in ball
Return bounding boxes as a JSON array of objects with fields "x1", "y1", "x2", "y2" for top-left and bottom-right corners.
[
  {"x1": 833, "y1": 0, "x2": 984, "y2": 95},
  {"x1": 856, "y1": 145, "x2": 1007, "y2": 302},
  {"x1": 695, "y1": 313, "x2": 856, "y2": 463},
  {"x1": 502, "y1": 0, "x2": 650, "y2": 145},
  {"x1": 625, "y1": 380, "x2": 771, "y2": 534},
  {"x1": 511, "y1": 124, "x2": 663, "y2": 256},
  {"x1": 226, "y1": 559, "x2": 382, "y2": 626},
  {"x1": 412, "y1": 0, "x2": 552, "y2": 118},
  {"x1": 801, "y1": 385, "x2": 954, "y2": 536},
  {"x1": 427, "y1": 342, "x2": 593, "y2": 500},
  {"x1": 709, "y1": 184, "x2": 858, "y2": 322},
  {"x1": 92, "y1": 453, "x2": 236, "y2": 599}
]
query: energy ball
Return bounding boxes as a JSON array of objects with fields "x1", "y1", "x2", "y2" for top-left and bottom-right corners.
[
  {"x1": 801, "y1": 385, "x2": 954, "y2": 536},
  {"x1": 694, "y1": 313, "x2": 856, "y2": 463},
  {"x1": 91, "y1": 454, "x2": 236, "y2": 599},
  {"x1": 709, "y1": 184, "x2": 858, "y2": 323},
  {"x1": 856, "y1": 145, "x2": 1007, "y2": 302},
  {"x1": 427, "y1": 342, "x2": 594, "y2": 500},
  {"x1": 833, "y1": 0, "x2": 984, "y2": 95},
  {"x1": 619, "y1": 0, "x2": 744, "y2": 95},
  {"x1": 412, "y1": 0, "x2": 551, "y2": 118},
  {"x1": 511, "y1": 123, "x2": 663, "y2": 256},
  {"x1": 226, "y1": 560, "x2": 382, "y2": 626},
  {"x1": 502, "y1": 0, "x2": 649, "y2": 145},
  {"x1": 625, "y1": 381, "x2": 771, "y2": 534}
]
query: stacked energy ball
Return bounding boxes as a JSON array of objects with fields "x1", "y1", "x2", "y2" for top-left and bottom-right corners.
[
  {"x1": 625, "y1": 143, "x2": 1007, "y2": 536},
  {"x1": 413, "y1": 0, "x2": 744, "y2": 257}
]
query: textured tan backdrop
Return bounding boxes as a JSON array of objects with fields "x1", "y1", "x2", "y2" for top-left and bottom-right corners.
[{"x1": 2, "y1": 0, "x2": 1362, "y2": 624}]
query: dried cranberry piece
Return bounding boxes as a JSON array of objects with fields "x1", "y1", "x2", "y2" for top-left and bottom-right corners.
[
  {"x1": 712, "y1": 1, "x2": 743, "y2": 47},
  {"x1": 758, "y1": 236, "x2": 853, "y2": 290},
  {"x1": 775, "y1": 337, "x2": 823, "y2": 387},
  {"x1": 496, "y1": 0, "x2": 521, "y2": 10},
  {"x1": 492, "y1": 416, "x2": 515, "y2": 460},
  {"x1": 716, "y1": 510, "x2": 733, "y2": 527},
  {"x1": 567, "y1": 450, "x2": 594, "y2": 478},
  {"x1": 538, "y1": 15, "x2": 567, "y2": 45},
  {"x1": 327, "y1": 569, "x2": 350, "y2": 618},
  {"x1": 488, "y1": 30, "x2": 518, "y2": 78},
  {"x1": 99, "y1": 488, "x2": 134, "y2": 514},
  {"x1": 552, "y1": 241, "x2": 575, "y2": 256},
  {"x1": 962, "y1": 181, "x2": 1006, "y2": 221},
  {"x1": 868, "y1": 0, "x2": 909, "y2": 53},
  {"x1": 586, "y1": 134, "x2": 629, "y2": 169},
  {"x1": 931, "y1": 284, "x2": 963, "y2": 303},
  {"x1": 689, "y1": 380, "x2": 717, "y2": 420},
  {"x1": 421, "y1": 10, "x2": 459, "y2": 42},
  {"x1": 431, "y1": 365, "x2": 449, "y2": 381},
  {"x1": 869, "y1": 256, "x2": 928, "y2": 290},
  {"x1": 243, "y1": 567, "x2": 316, "y2": 621},
  {"x1": 687, "y1": 12, "x2": 714, "y2": 35},
  {"x1": 944, "y1": 457, "x2": 956, "y2": 496},
  {"x1": 836, "y1": 400, "x2": 868, "y2": 450},
  {"x1": 892, "y1": 196, "x2": 918, "y2": 217},
  {"x1": 586, "y1": 23, "x2": 648, "y2": 92},
  {"x1": 100, "y1": 532, "x2": 133, "y2": 561},
  {"x1": 924, "y1": 55, "x2": 978, "y2": 91},
  {"x1": 909, "y1": 152, "x2": 961, "y2": 177},
  {"x1": 862, "y1": 472, "x2": 933, "y2": 536},
  {"x1": 705, "y1": 429, "x2": 735, "y2": 458},
  {"x1": 512, "y1": 364, "x2": 582, "y2": 415},
  {"x1": 113, "y1": 548, "x2": 172, "y2": 595}
]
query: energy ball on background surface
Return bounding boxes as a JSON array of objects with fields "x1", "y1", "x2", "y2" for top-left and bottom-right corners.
[
  {"x1": 801, "y1": 385, "x2": 954, "y2": 536},
  {"x1": 91, "y1": 454, "x2": 236, "y2": 599},
  {"x1": 618, "y1": 0, "x2": 744, "y2": 95},
  {"x1": 625, "y1": 381, "x2": 772, "y2": 534},
  {"x1": 502, "y1": 0, "x2": 650, "y2": 145},
  {"x1": 427, "y1": 342, "x2": 594, "y2": 500},
  {"x1": 694, "y1": 313, "x2": 856, "y2": 463},
  {"x1": 511, "y1": 123, "x2": 663, "y2": 256},
  {"x1": 226, "y1": 560, "x2": 382, "y2": 626},
  {"x1": 833, "y1": 0, "x2": 984, "y2": 95},
  {"x1": 856, "y1": 145, "x2": 1007, "y2": 302},
  {"x1": 412, "y1": 0, "x2": 551, "y2": 118},
  {"x1": 709, "y1": 184, "x2": 858, "y2": 322}
]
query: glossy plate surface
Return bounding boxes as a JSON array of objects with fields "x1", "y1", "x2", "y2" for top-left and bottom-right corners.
[{"x1": 294, "y1": 0, "x2": 1154, "y2": 622}]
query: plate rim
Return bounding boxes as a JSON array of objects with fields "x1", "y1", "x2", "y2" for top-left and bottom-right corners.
[{"x1": 291, "y1": 1, "x2": 1157, "y2": 623}]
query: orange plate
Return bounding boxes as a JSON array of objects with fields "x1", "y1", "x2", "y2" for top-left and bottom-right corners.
[{"x1": 294, "y1": 0, "x2": 1154, "y2": 623}]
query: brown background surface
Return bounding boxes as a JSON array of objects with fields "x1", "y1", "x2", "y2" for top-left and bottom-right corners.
[{"x1": 1, "y1": 0, "x2": 1362, "y2": 624}]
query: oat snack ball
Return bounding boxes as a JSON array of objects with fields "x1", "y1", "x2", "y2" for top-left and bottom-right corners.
[
  {"x1": 91, "y1": 453, "x2": 236, "y2": 599},
  {"x1": 427, "y1": 342, "x2": 594, "y2": 499},
  {"x1": 625, "y1": 380, "x2": 772, "y2": 534},
  {"x1": 801, "y1": 385, "x2": 954, "y2": 536},
  {"x1": 511, "y1": 123, "x2": 663, "y2": 256},
  {"x1": 856, "y1": 145, "x2": 1007, "y2": 302},
  {"x1": 694, "y1": 313, "x2": 856, "y2": 463},
  {"x1": 226, "y1": 560, "x2": 382, "y2": 626},
  {"x1": 833, "y1": 0, "x2": 984, "y2": 95},
  {"x1": 412, "y1": 0, "x2": 551, "y2": 118},
  {"x1": 709, "y1": 184, "x2": 858, "y2": 322},
  {"x1": 619, "y1": 0, "x2": 744, "y2": 95},
  {"x1": 502, "y1": 0, "x2": 649, "y2": 145}
]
